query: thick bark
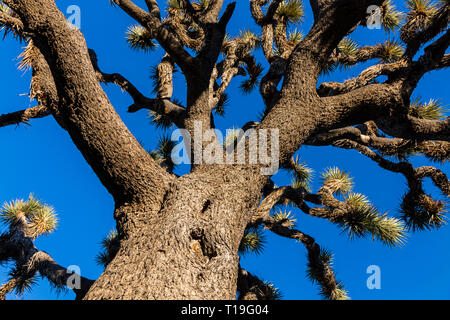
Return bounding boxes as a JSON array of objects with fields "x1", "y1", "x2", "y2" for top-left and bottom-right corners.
[{"x1": 84, "y1": 166, "x2": 266, "y2": 300}]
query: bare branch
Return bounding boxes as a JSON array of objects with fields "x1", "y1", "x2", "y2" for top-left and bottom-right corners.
[
  {"x1": 89, "y1": 50, "x2": 186, "y2": 127},
  {"x1": 0, "y1": 105, "x2": 50, "y2": 128}
]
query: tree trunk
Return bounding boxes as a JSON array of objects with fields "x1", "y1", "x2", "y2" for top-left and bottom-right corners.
[{"x1": 84, "y1": 166, "x2": 266, "y2": 300}]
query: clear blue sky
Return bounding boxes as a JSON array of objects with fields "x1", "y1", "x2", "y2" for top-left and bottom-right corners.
[{"x1": 0, "y1": 0, "x2": 448, "y2": 300}]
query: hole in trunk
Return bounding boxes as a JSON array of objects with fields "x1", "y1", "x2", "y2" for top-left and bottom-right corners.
[
  {"x1": 190, "y1": 229, "x2": 218, "y2": 260},
  {"x1": 201, "y1": 200, "x2": 211, "y2": 213}
]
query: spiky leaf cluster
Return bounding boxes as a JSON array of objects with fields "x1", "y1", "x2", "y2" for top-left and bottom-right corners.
[
  {"x1": 239, "y1": 55, "x2": 264, "y2": 95},
  {"x1": 421, "y1": 142, "x2": 450, "y2": 163},
  {"x1": 167, "y1": 0, "x2": 209, "y2": 11},
  {"x1": 401, "y1": 191, "x2": 447, "y2": 231},
  {"x1": 148, "y1": 110, "x2": 174, "y2": 129},
  {"x1": 148, "y1": 135, "x2": 178, "y2": 172},
  {"x1": 214, "y1": 93, "x2": 229, "y2": 117},
  {"x1": 272, "y1": 210, "x2": 297, "y2": 228},
  {"x1": 287, "y1": 29, "x2": 303, "y2": 46},
  {"x1": 259, "y1": 281, "x2": 283, "y2": 300},
  {"x1": 405, "y1": 0, "x2": 438, "y2": 22},
  {"x1": 284, "y1": 156, "x2": 313, "y2": 192},
  {"x1": 275, "y1": 0, "x2": 305, "y2": 24},
  {"x1": 27, "y1": 206, "x2": 58, "y2": 238},
  {"x1": 95, "y1": 230, "x2": 120, "y2": 269},
  {"x1": 402, "y1": 0, "x2": 439, "y2": 42},
  {"x1": 381, "y1": 145, "x2": 418, "y2": 162},
  {"x1": 321, "y1": 167, "x2": 353, "y2": 196},
  {"x1": 126, "y1": 25, "x2": 157, "y2": 52},
  {"x1": 8, "y1": 267, "x2": 39, "y2": 296},
  {"x1": 0, "y1": 195, "x2": 58, "y2": 238},
  {"x1": 167, "y1": 0, "x2": 181, "y2": 10},
  {"x1": 409, "y1": 98, "x2": 447, "y2": 120},
  {"x1": 306, "y1": 248, "x2": 349, "y2": 300},
  {"x1": 239, "y1": 227, "x2": 266, "y2": 255},
  {"x1": 338, "y1": 38, "x2": 359, "y2": 56},
  {"x1": 377, "y1": 40, "x2": 405, "y2": 63},
  {"x1": 237, "y1": 30, "x2": 261, "y2": 54},
  {"x1": 380, "y1": 0, "x2": 404, "y2": 32},
  {"x1": 0, "y1": 3, "x2": 25, "y2": 41},
  {"x1": 337, "y1": 193, "x2": 407, "y2": 247}
]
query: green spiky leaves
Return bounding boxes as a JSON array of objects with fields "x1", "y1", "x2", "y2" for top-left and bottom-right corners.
[
  {"x1": 234, "y1": 38, "x2": 263, "y2": 95},
  {"x1": 409, "y1": 98, "x2": 447, "y2": 120},
  {"x1": 7, "y1": 267, "x2": 39, "y2": 296},
  {"x1": 401, "y1": 191, "x2": 447, "y2": 232},
  {"x1": 167, "y1": 0, "x2": 181, "y2": 10},
  {"x1": 272, "y1": 210, "x2": 297, "y2": 228},
  {"x1": 402, "y1": 0, "x2": 439, "y2": 42},
  {"x1": 284, "y1": 156, "x2": 313, "y2": 192},
  {"x1": 321, "y1": 167, "x2": 353, "y2": 196},
  {"x1": 377, "y1": 40, "x2": 405, "y2": 63},
  {"x1": 126, "y1": 25, "x2": 158, "y2": 52},
  {"x1": 148, "y1": 135, "x2": 177, "y2": 172},
  {"x1": 276, "y1": 0, "x2": 305, "y2": 25},
  {"x1": 306, "y1": 248, "x2": 349, "y2": 300},
  {"x1": 338, "y1": 38, "x2": 359, "y2": 56},
  {"x1": 406, "y1": 0, "x2": 438, "y2": 22},
  {"x1": 239, "y1": 59, "x2": 264, "y2": 95},
  {"x1": 239, "y1": 227, "x2": 266, "y2": 255},
  {"x1": 380, "y1": 0, "x2": 403, "y2": 32},
  {"x1": 287, "y1": 29, "x2": 303, "y2": 46},
  {"x1": 214, "y1": 93, "x2": 229, "y2": 117},
  {"x1": 337, "y1": 193, "x2": 407, "y2": 247},
  {"x1": 237, "y1": 30, "x2": 261, "y2": 53},
  {"x1": 27, "y1": 206, "x2": 58, "y2": 238},
  {"x1": 167, "y1": 0, "x2": 209, "y2": 11},
  {"x1": 0, "y1": 195, "x2": 58, "y2": 238},
  {"x1": 260, "y1": 281, "x2": 283, "y2": 300},
  {"x1": 95, "y1": 230, "x2": 120, "y2": 269},
  {"x1": 148, "y1": 110, "x2": 175, "y2": 129}
]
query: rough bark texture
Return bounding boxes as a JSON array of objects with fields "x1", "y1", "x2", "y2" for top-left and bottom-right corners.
[
  {"x1": 85, "y1": 166, "x2": 266, "y2": 299},
  {"x1": 1, "y1": 0, "x2": 449, "y2": 300}
]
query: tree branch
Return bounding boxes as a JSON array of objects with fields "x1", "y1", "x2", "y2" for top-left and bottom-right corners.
[
  {"x1": 111, "y1": 0, "x2": 195, "y2": 73},
  {"x1": 5, "y1": 0, "x2": 173, "y2": 207},
  {"x1": 250, "y1": 187, "x2": 348, "y2": 300},
  {"x1": 1, "y1": 216, "x2": 94, "y2": 300},
  {"x1": 0, "y1": 105, "x2": 50, "y2": 128},
  {"x1": 89, "y1": 49, "x2": 186, "y2": 127}
]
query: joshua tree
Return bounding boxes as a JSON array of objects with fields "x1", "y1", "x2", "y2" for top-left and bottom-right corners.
[{"x1": 0, "y1": 0, "x2": 449, "y2": 300}]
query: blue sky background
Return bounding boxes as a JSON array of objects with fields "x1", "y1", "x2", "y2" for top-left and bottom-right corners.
[{"x1": 0, "y1": 0, "x2": 448, "y2": 300}]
